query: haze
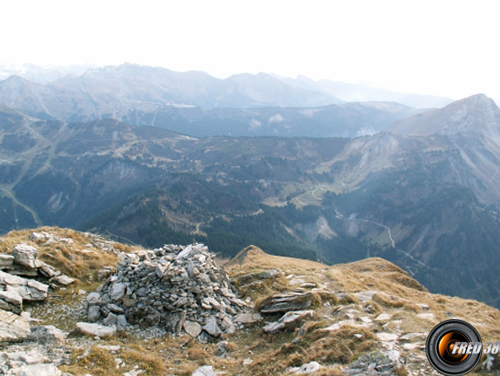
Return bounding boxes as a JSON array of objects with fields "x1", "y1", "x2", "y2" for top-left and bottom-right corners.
[{"x1": 2, "y1": 0, "x2": 499, "y2": 101}]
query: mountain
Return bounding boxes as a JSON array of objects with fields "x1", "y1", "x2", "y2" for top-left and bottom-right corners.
[
  {"x1": 0, "y1": 64, "x2": 339, "y2": 120},
  {"x1": 0, "y1": 63, "x2": 96, "y2": 84},
  {"x1": 2, "y1": 95, "x2": 500, "y2": 308},
  {"x1": 0, "y1": 64, "x2": 424, "y2": 138},
  {"x1": 313, "y1": 94, "x2": 500, "y2": 305},
  {"x1": 120, "y1": 101, "x2": 420, "y2": 138},
  {"x1": 326, "y1": 94, "x2": 500, "y2": 204},
  {"x1": 275, "y1": 74, "x2": 454, "y2": 108}
]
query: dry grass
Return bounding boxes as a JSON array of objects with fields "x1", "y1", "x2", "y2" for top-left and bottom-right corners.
[
  {"x1": 247, "y1": 325, "x2": 377, "y2": 376},
  {"x1": 232, "y1": 270, "x2": 291, "y2": 300},
  {"x1": 8, "y1": 230, "x2": 500, "y2": 375},
  {"x1": 225, "y1": 245, "x2": 326, "y2": 273},
  {"x1": 394, "y1": 365, "x2": 409, "y2": 376},
  {"x1": 61, "y1": 347, "x2": 119, "y2": 376},
  {"x1": 0, "y1": 227, "x2": 125, "y2": 282}
]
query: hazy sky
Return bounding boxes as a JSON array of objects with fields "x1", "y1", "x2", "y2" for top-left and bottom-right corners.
[{"x1": 2, "y1": 0, "x2": 499, "y2": 100}]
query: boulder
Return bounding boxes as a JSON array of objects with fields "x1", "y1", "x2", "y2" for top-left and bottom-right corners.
[
  {"x1": 76, "y1": 322, "x2": 116, "y2": 338},
  {"x1": 8, "y1": 264, "x2": 39, "y2": 277},
  {"x1": 374, "y1": 313, "x2": 392, "y2": 322},
  {"x1": 12, "y1": 244, "x2": 39, "y2": 269}
]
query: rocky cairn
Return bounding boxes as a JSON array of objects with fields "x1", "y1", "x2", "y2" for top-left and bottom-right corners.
[{"x1": 87, "y1": 244, "x2": 246, "y2": 338}]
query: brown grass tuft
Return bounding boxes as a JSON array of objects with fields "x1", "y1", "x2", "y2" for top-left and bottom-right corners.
[
  {"x1": 188, "y1": 349, "x2": 210, "y2": 360},
  {"x1": 394, "y1": 365, "x2": 409, "y2": 376}
]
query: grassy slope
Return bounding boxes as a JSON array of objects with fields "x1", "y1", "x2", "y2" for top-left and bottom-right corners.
[{"x1": 2, "y1": 228, "x2": 500, "y2": 375}]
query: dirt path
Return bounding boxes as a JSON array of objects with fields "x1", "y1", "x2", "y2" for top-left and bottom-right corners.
[{"x1": 0, "y1": 188, "x2": 42, "y2": 227}]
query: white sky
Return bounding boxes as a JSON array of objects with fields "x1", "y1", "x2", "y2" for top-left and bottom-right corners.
[{"x1": 1, "y1": 0, "x2": 499, "y2": 100}]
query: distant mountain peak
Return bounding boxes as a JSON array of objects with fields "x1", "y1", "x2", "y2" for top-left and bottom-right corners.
[{"x1": 387, "y1": 93, "x2": 500, "y2": 137}]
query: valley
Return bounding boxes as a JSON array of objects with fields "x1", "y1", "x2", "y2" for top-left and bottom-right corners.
[{"x1": 1, "y1": 69, "x2": 500, "y2": 310}]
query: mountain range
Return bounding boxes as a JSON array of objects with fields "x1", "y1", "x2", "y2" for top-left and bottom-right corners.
[
  {"x1": 2, "y1": 92, "x2": 500, "y2": 308},
  {"x1": 0, "y1": 64, "x2": 453, "y2": 139}
]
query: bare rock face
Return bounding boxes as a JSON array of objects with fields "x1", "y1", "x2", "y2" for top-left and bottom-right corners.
[{"x1": 86, "y1": 243, "x2": 246, "y2": 338}]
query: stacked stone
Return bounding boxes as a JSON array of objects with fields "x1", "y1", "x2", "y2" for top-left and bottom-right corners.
[{"x1": 87, "y1": 243, "x2": 246, "y2": 338}]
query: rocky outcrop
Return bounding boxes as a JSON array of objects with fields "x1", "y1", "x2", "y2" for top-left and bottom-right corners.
[
  {"x1": 263, "y1": 310, "x2": 315, "y2": 334},
  {"x1": 0, "y1": 242, "x2": 75, "y2": 285},
  {"x1": 87, "y1": 244, "x2": 246, "y2": 338},
  {"x1": 0, "y1": 240, "x2": 78, "y2": 346},
  {"x1": 257, "y1": 291, "x2": 335, "y2": 314},
  {"x1": 0, "y1": 271, "x2": 48, "y2": 303}
]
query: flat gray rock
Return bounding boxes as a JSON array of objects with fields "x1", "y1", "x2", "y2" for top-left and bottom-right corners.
[
  {"x1": 0, "y1": 290, "x2": 23, "y2": 307},
  {"x1": 202, "y1": 317, "x2": 221, "y2": 338},
  {"x1": 192, "y1": 366, "x2": 217, "y2": 376},
  {"x1": 86, "y1": 292, "x2": 101, "y2": 305},
  {"x1": 6, "y1": 363, "x2": 62, "y2": 376},
  {"x1": 0, "y1": 271, "x2": 48, "y2": 302},
  {"x1": 184, "y1": 320, "x2": 202, "y2": 337},
  {"x1": 88, "y1": 305, "x2": 101, "y2": 322},
  {"x1": 53, "y1": 274, "x2": 75, "y2": 286},
  {"x1": 76, "y1": 322, "x2": 116, "y2": 338},
  {"x1": 234, "y1": 312, "x2": 263, "y2": 325},
  {"x1": 0, "y1": 309, "x2": 30, "y2": 343},
  {"x1": 109, "y1": 282, "x2": 126, "y2": 301}
]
